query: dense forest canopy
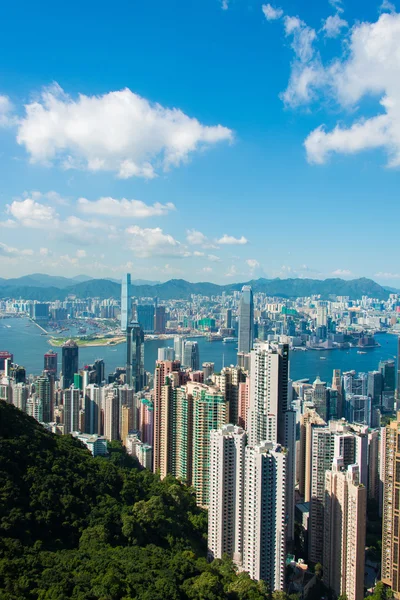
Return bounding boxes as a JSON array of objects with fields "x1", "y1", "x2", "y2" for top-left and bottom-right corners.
[{"x1": 0, "y1": 401, "x2": 297, "y2": 600}]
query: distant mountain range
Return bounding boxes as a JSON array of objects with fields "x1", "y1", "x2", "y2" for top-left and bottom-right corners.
[{"x1": 0, "y1": 274, "x2": 392, "y2": 301}]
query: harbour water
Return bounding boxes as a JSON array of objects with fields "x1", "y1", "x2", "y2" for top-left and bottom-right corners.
[{"x1": 0, "y1": 317, "x2": 398, "y2": 382}]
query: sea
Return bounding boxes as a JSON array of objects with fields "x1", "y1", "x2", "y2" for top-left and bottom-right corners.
[{"x1": 0, "y1": 316, "x2": 398, "y2": 383}]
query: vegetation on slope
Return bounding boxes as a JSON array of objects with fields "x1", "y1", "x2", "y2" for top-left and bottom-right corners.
[{"x1": 0, "y1": 401, "x2": 296, "y2": 600}]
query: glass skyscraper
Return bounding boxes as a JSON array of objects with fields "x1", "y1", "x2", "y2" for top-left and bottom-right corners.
[
  {"x1": 238, "y1": 285, "x2": 254, "y2": 354},
  {"x1": 121, "y1": 274, "x2": 131, "y2": 332}
]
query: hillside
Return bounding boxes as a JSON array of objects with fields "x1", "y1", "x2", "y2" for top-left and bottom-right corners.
[
  {"x1": 0, "y1": 274, "x2": 391, "y2": 301},
  {"x1": 0, "y1": 401, "x2": 274, "y2": 600}
]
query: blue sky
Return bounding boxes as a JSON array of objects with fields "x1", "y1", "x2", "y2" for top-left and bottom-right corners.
[{"x1": 0, "y1": 0, "x2": 399, "y2": 285}]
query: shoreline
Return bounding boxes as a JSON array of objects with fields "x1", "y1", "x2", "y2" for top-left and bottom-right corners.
[{"x1": 48, "y1": 336, "x2": 126, "y2": 348}]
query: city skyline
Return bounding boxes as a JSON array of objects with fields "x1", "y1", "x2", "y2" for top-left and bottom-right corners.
[{"x1": 1, "y1": 1, "x2": 400, "y2": 284}]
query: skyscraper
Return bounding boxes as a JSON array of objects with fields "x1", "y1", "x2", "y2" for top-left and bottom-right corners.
[
  {"x1": 104, "y1": 389, "x2": 119, "y2": 441},
  {"x1": 238, "y1": 285, "x2": 254, "y2": 354},
  {"x1": 382, "y1": 413, "x2": 400, "y2": 597},
  {"x1": 242, "y1": 442, "x2": 287, "y2": 590},
  {"x1": 137, "y1": 304, "x2": 155, "y2": 333},
  {"x1": 323, "y1": 460, "x2": 366, "y2": 600},
  {"x1": 63, "y1": 387, "x2": 80, "y2": 434},
  {"x1": 191, "y1": 382, "x2": 229, "y2": 507},
  {"x1": 208, "y1": 425, "x2": 246, "y2": 566},
  {"x1": 153, "y1": 360, "x2": 181, "y2": 473},
  {"x1": 34, "y1": 374, "x2": 52, "y2": 423},
  {"x1": 248, "y1": 341, "x2": 295, "y2": 540},
  {"x1": 183, "y1": 341, "x2": 200, "y2": 371},
  {"x1": 154, "y1": 306, "x2": 166, "y2": 333},
  {"x1": 120, "y1": 274, "x2": 131, "y2": 332},
  {"x1": 84, "y1": 383, "x2": 101, "y2": 434},
  {"x1": 44, "y1": 351, "x2": 58, "y2": 377},
  {"x1": 61, "y1": 340, "x2": 79, "y2": 389},
  {"x1": 127, "y1": 321, "x2": 144, "y2": 392}
]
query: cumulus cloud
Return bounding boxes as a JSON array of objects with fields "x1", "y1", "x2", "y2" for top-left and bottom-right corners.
[
  {"x1": 7, "y1": 197, "x2": 57, "y2": 228},
  {"x1": 207, "y1": 254, "x2": 221, "y2": 262},
  {"x1": 380, "y1": 0, "x2": 396, "y2": 13},
  {"x1": 76, "y1": 249, "x2": 87, "y2": 258},
  {"x1": 329, "y1": 0, "x2": 344, "y2": 12},
  {"x1": 322, "y1": 14, "x2": 348, "y2": 37},
  {"x1": 27, "y1": 190, "x2": 69, "y2": 206},
  {"x1": 186, "y1": 229, "x2": 208, "y2": 245},
  {"x1": 16, "y1": 84, "x2": 233, "y2": 179},
  {"x1": 0, "y1": 242, "x2": 34, "y2": 256},
  {"x1": 262, "y1": 4, "x2": 283, "y2": 20},
  {"x1": 217, "y1": 234, "x2": 248, "y2": 245},
  {"x1": 0, "y1": 96, "x2": 16, "y2": 128},
  {"x1": 125, "y1": 225, "x2": 189, "y2": 259},
  {"x1": 78, "y1": 196, "x2": 175, "y2": 218},
  {"x1": 246, "y1": 259, "x2": 260, "y2": 273},
  {"x1": 202, "y1": 266, "x2": 213, "y2": 273},
  {"x1": 266, "y1": 5, "x2": 400, "y2": 166},
  {"x1": 332, "y1": 268, "x2": 352, "y2": 276}
]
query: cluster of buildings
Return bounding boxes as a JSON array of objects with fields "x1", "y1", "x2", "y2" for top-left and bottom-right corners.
[{"x1": 3, "y1": 277, "x2": 400, "y2": 599}]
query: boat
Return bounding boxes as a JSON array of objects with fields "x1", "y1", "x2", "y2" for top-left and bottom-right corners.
[
  {"x1": 223, "y1": 337, "x2": 236, "y2": 344},
  {"x1": 357, "y1": 351, "x2": 367, "y2": 354},
  {"x1": 320, "y1": 357, "x2": 327, "y2": 360}
]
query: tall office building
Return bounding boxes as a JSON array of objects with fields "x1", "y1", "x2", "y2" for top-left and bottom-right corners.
[
  {"x1": 61, "y1": 340, "x2": 79, "y2": 389},
  {"x1": 93, "y1": 359, "x2": 105, "y2": 385},
  {"x1": 208, "y1": 425, "x2": 246, "y2": 566},
  {"x1": 12, "y1": 382, "x2": 28, "y2": 412},
  {"x1": 84, "y1": 383, "x2": 101, "y2": 434},
  {"x1": 368, "y1": 370, "x2": 383, "y2": 406},
  {"x1": 154, "y1": 306, "x2": 166, "y2": 333},
  {"x1": 225, "y1": 308, "x2": 232, "y2": 329},
  {"x1": 63, "y1": 387, "x2": 80, "y2": 434},
  {"x1": 174, "y1": 336, "x2": 185, "y2": 361},
  {"x1": 243, "y1": 442, "x2": 287, "y2": 590},
  {"x1": 331, "y1": 369, "x2": 343, "y2": 418},
  {"x1": 34, "y1": 374, "x2": 52, "y2": 422},
  {"x1": 118, "y1": 385, "x2": 137, "y2": 432},
  {"x1": 323, "y1": 460, "x2": 366, "y2": 600},
  {"x1": 44, "y1": 351, "x2": 58, "y2": 377},
  {"x1": 120, "y1": 274, "x2": 131, "y2": 332},
  {"x1": 316, "y1": 301, "x2": 328, "y2": 327},
  {"x1": 345, "y1": 394, "x2": 372, "y2": 426},
  {"x1": 248, "y1": 342, "x2": 295, "y2": 539},
  {"x1": 382, "y1": 413, "x2": 400, "y2": 597},
  {"x1": 137, "y1": 304, "x2": 155, "y2": 334},
  {"x1": 238, "y1": 286, "x2": 254, "y2": 354},
  {"x1": 157, "y1": 347, "x2": 175, "y2": 362},
  {"x1": 128, "y1": 322, "x2": 144, "y2": 392},
  {"x1": 183, "y1": 341, "x2": 200, "y2": 371}
]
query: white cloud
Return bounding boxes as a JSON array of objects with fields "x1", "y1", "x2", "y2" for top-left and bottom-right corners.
[
  {"x1": 217, "y1": 234, "x2": 248, "y2": 245},
  {"x1": 375, "y1": 271, "x2": 400, "y2": 279},
  {"x1": 277, "y1": 11, "x2": 400, "y2": 167},
  {"x1": 332, "y1": 268, "x2": 352, "y2": 276},
  {"x1": 322, "y1": 14, "x2": 348, "y2": 38},
  {"x1": 28, "y1": 190, "x2": 69, "y2": 206},
  {"x1": 225, "y1": 265, "x2": 237, "y2": 277},
  {"x1": 329, "y1": 0, "x2": 344, "y2": 13},
  {"x1": 78, "y1": 196, "x2": 175, "y2": 218},
  {"x1": 221, "y1": 0, "x2": 229, "y2": 9},
  {"x1": 186, "y1": 229, "x2": 208, "y2": 245},
  {"x1": 262, "y1": 4, "x2": 283, "y2": 21},
  {"x1": 193, "y1": 251, "x2": 205, "y2": 257},
  {"x1": 17, "y1": 84, "x2": 233, "y2": 179},
  {"x1": 202, "y1": 266, "x2": 213, "y2": 273},
  {"x1": 7, "y1": 197, "x2": 57, "y2": 228},
  {"x1": 0, "y1": 96, "x2": 16, "y2": 128},
  {"x1": 76, "y1": 249, "x2": 87, "y2": 258},
  {"x1": 0, "y1": 219, "x2": 18, "y2": 228},
  {"x1": 380, "y1": 0, "x2": 396, "y2": 13},
  {"x1": 0, "y1": 242, "x2": 34, "y2": 257},
  {"x1": 125, "y1": 225, "x2": 189, "y2": 258},
  {"x1": 207, "y1": 254, "x2": 221, "y2": 262},
  {"x1": 39, "y1": 247, "x2": 50, "y2": 256},
  {"x1": 247, "y1": 259, "x2": 260, "y2": 270}
]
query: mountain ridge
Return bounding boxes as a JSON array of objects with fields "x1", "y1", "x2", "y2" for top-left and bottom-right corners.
[{"x1": 0, "y1": 274, "x2": 391, "y2": 300}]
